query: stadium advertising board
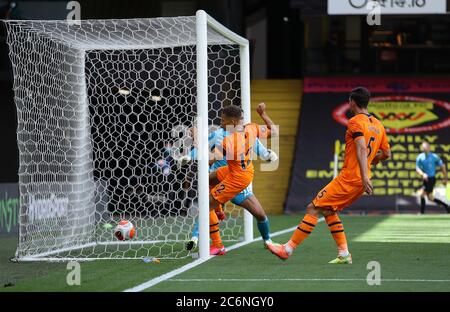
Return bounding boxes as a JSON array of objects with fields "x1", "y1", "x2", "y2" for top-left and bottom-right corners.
[
  {"x1": 0, "y1": 183, "x2": 19, "y2": 235},
  {"x1": 328, "y1": 0, "x2": 447, "y2": 15},
  {"x1": 286, "y1": 77, "x2": 450, "y2": 213}
]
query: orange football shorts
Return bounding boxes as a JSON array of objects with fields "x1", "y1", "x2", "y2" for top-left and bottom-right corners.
[
  {"x1": 312, "y1": 176, "x2": 365, "y2": 211},
  {"x1": 210, "y1": 166, "x2": 253, "y2": 205}
]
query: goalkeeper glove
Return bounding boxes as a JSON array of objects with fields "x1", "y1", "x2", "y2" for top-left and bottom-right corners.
[
  {"x1": 176, "y1": 155, "x2": 192, "y2": 168},
  {"x1": 266, "y1": 149, "x2": 278, "y2": 162}
]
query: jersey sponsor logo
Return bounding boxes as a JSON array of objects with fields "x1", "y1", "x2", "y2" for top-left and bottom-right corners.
[{"x1": 333, "y1": 96, "x2": 450, "y2": 134}]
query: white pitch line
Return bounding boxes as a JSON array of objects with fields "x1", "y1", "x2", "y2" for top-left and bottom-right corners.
[
  {"x1": 123, "y1": 257, "x2": 210, "y2": 292},
  {"x1": 166, "y1": 278, "x2": 450, "y2": 283},
  {"x1": 123, "y1": 218, "x2": 324, "y2": 292}
]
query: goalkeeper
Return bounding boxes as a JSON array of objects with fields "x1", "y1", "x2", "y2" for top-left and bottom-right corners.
[{"x1": 178, "y1": 124, "x2": 277, "y2": 255}]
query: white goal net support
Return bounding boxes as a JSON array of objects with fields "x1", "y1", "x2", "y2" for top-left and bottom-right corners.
[{"x1": 5, "y1": 10, "x2": 253, "y2": 261}]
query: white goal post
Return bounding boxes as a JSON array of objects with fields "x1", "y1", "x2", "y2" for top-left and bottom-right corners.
[
  {"x1": 4, "y1": 10, "x2": 253, "y2": 262},
  {"x1": 195, "y1": 10, "x2": 253, "y2": 260}
]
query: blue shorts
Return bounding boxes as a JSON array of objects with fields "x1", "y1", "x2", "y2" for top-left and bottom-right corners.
[
  {"x1": 231, "y1": 185, "x2": 253, "y2": 205},
  {"x1": 210, "y1": 161, "x2": 253, "y2": 206}
]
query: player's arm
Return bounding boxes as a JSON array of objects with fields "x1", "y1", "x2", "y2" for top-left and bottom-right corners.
[
  {"x1": 256, "y1": 102, "x2": 278, "y2": 137},
  {"x1": 415, "y1": 157, "x2": 428, "y2": 181},
  {"x1": 415, "y1": 166, "x2": 427, "y2": 179},
  {"x1": 176, "y1": 148, "x2": 195, "y2": 168},
  {"x1": 355, "y1": 137, "x2": 373, "y2": 195},
  {"x1": 349, "y1": 119, "x2": 373, "y2": 194},
  {"x1": 177, "y1": 128, "x2": 217, "y2": 168},
  {"x1": 372, "y1": 149, "x2": 391, "y2": 165},
  {"x1": 372, "y1": 127, "x2": 391, "y2": 165},
  {"x1": 210, "y1": 138, "x2": 227, "y2": 167},
  {"x1": 254, "y1": 138, "x2": 278, "y2": 162},
  {"x1": 372, "y1": 146, "x2": 391, "y2": 166},
  {"x1": 209, "y1": 170, "x2": 220, "y2": 185}
]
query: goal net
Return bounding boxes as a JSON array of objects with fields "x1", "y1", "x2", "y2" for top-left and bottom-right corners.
[{"x1": 5, "y1": 11, "x2": 252, "y2": 261}]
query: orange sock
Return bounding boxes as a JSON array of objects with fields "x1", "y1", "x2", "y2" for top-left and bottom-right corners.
[
  {"x1": 325, "y1": 214, "x2": 348, "y2": 255},
  {"x1": 287, "y1": 214, "x2": 318, "y2": 251},
  {"x1": 210, "y1": 210, "x2": 222, "y2": 248}
]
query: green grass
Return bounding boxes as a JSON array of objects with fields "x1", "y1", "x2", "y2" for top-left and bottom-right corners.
[{"x1": 1, "y1": 215, "x2": 450, "y2": 292}]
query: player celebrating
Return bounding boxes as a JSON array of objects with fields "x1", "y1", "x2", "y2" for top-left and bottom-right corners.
[
  {"x1": 209, "y1": 103, "x2": 276, "y2": 209},
  {"x1": 206, "y1": 103, "x2": 277, "y2": 253},
  {"x1": 267, "y1": 87, "x2": 391, "y2": 264},
  {"x1": 416, "y1": 141, "x2": 449, "y2": 214},
  {"x1": 179, "y1": 121, "x2": 278, "y2": 255}
]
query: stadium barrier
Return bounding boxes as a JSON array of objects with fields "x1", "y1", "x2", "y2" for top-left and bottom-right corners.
[{"x1": 286, "y1": 77, "x2": 450, "y2": 214}]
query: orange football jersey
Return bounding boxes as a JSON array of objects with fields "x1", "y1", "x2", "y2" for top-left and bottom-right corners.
[
  {"x1": 221, "y1": 123, "x2": 271, "y2": 175},
  {"x1": 340, "y1": 113, "x2": 390, "y2": 185}
]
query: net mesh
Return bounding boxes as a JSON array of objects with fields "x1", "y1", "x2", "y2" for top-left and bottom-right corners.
[{"x1": 5, "y1": 17, "x2": 244, "y2": 260}]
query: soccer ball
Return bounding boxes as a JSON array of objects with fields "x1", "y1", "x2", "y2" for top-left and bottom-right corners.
[{"x1": 114, "y1": 220, "x2": 136, "y2": 241}]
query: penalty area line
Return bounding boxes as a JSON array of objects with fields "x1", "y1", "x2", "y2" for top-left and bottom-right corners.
[{"x1": 123, "y1": 218, "x2": 323, "y2": 292}]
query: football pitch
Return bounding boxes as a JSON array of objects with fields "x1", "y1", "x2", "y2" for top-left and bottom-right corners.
[{"x1": 1, "y1": 214, "x2": 449, "y2": 292}]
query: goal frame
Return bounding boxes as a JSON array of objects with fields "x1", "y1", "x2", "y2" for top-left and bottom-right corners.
[{"x1": 6, "y1": 10, "x2": 253, "y2": 262}]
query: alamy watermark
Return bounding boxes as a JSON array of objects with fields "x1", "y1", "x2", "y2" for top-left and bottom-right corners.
[
  {"x1": 366, "y1": 1, "x2": 381, "y2": 26},
  {"x1": 66, "y1": 261, "x2": 81, "y2": 286},
  {"x1": 66, "y1": 1, "x2": 81, "y2": 25},
  {"x1": 171, "y1": 119, "x2": 280, "y2": 172},
  {"x1": 366, "y1": 260, "x2": 381, "y2": 285}
]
